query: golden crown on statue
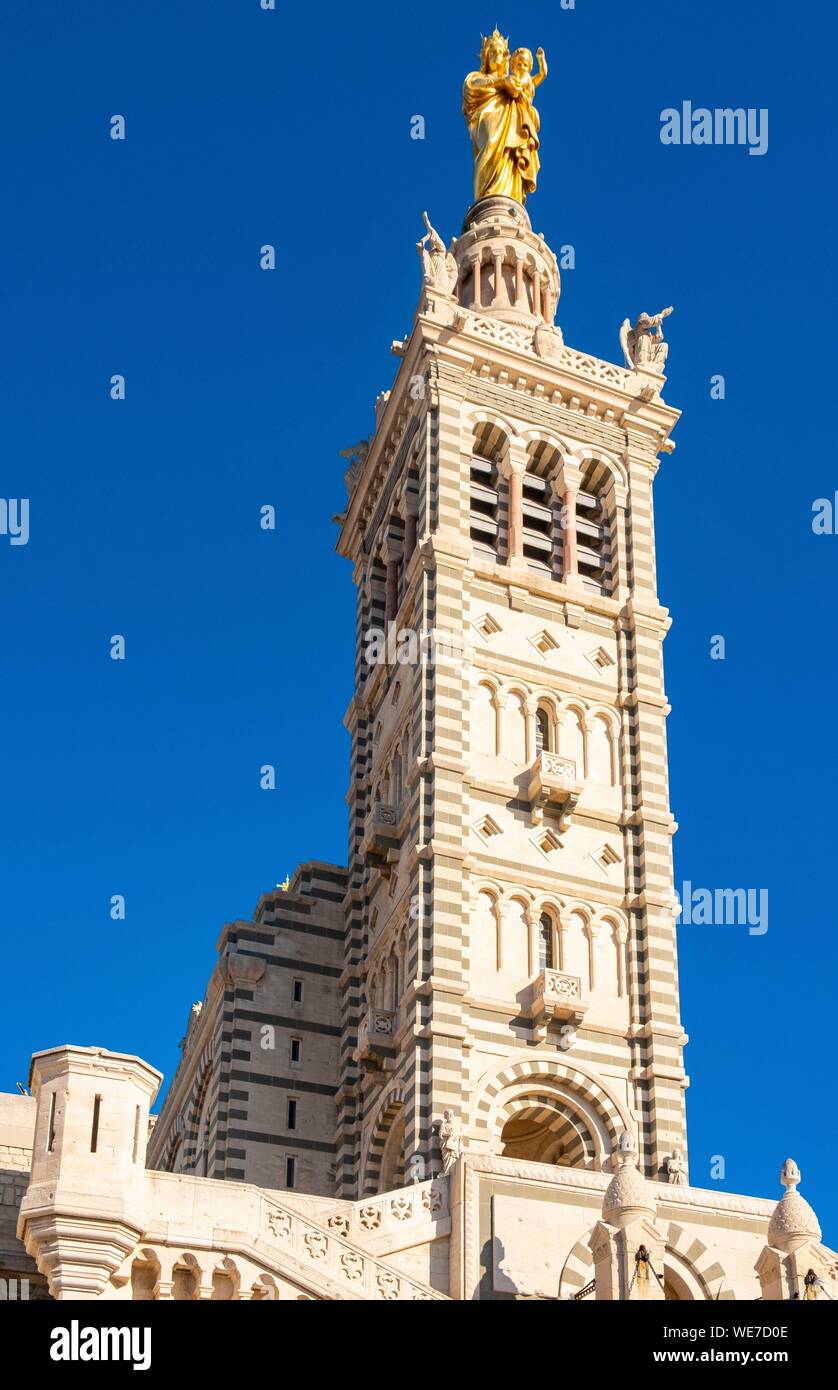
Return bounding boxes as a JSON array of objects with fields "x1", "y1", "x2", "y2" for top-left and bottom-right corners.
[{"x1": 480, "y1": 28, "x2": 509, "y2": 63}]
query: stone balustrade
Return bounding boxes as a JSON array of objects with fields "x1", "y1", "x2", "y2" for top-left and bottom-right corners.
[{"x1": 304, "y1": 1176, "x2": 449, "y2": 1245}]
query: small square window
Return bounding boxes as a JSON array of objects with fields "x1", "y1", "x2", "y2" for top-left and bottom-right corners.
[
  {"x1": 285, "y1": 1156, "x2": 296, "y2": 1189},
  {"x1": 292, "y1": 978, "x2": 304, "y2": 1005},
  {"x1": 290, "y1": 1037, "x2": 301, "y2": 1066},
  {"x1": 287, "y1": 1099, "x2": 297, "y2": 1131}
]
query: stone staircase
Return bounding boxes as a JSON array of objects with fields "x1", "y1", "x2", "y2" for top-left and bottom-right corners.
[
  {"x1": 124, "y1": 1171, "x2": 450, "y2": 1301},
  {"x1": 259, "y1": 1188, "x2": 448, "y2": 1299}
]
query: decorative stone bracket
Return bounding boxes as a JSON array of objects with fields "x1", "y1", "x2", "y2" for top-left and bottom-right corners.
[
  {"x1": 527, "y1": 753, "x2": 582, "y2": 827},
  {"x1": 529, "y1": 968, "x2": 587, "y2": 1042},
  {"x1": 362, "y1": 802, "x2": 401, "y2": 872},
  {"x1": 357, "y1": 1009, "x2": 398, "y2": 1074}
]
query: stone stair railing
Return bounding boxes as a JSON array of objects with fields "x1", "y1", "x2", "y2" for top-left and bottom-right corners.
[
  {"x1": 283, "y1": 1176, "x2": 448, "y2": 1248},
  {"x1": 259, "y1": 1191, "x2": 447, "y2": 1299}
]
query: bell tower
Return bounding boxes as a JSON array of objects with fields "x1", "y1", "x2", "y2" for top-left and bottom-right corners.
[
  {"x1": 334, "y1": 198, "x2": 685, "y2": 1197},
  {"x1": 333, "y1": 45, "x2": 685, "y2": 1200}
]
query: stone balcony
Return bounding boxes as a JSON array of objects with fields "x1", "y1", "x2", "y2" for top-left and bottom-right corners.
[
  {"x1": 361, "y1": 802, "x2": 401, "y2": 868},
  {"x1": 529, "y1": 968, "x2": 588, "y2": 1042},
  {"x1": 357, "y1": 1008, "x2": 398, "y2": 1072},
  {"x1": 527, "y1": 752, "x2": 583, "y2": 827}
]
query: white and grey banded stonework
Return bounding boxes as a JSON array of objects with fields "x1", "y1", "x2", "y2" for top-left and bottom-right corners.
[{"x1": 1, "y1": 196, "x2": 833, "y2": 1302}]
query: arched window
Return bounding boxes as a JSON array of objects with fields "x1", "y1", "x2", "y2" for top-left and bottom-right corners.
[
  {"x1": 561, "y1": 707, "x2": 586, "y2": 775},
  {"x1": 503, "y1": 899, "x2": 530, "y2": 983},
  {"x1": 372, "y1": 965, "x2": 384, "y2": 1008},
  {"x1": 535, "y1": 708, "x2": 550, "y2": 754},
  {"x1": 522, "y1": 468, "x2": 553, "y2": 573},
  {"x1": 595, "y1": 921, "x2": 621, "y2": 996},
  {"x1": 564, "y1": 911, "x2": 591, "y2": 988},
  {"x1": 471, "y1": 890, "x2": 501, "y2": 990},
  {"x1": 538, "y1": 912, "x2": 554, "y2": 969},
  {"x1": 470, "y1": 423, "x2": 507, "y2": 562},
  {"x1": 471, "y1": 681, "x2": 498, "y2": 756},
  {"x1": 368, "y1": 560, "x2": 387, "y2": 647},
  {"x1": 576, "y1": 462, "x2": 613, "y2": 597},
  {"x1": 523, "y1": 442, "x2": 564, "y2": 578},
  {"x1": 470, "y1": 454, "x2": 500, "y2": 558},
  {"x1": 503, "y1": 692, "x2": 528, "y2": 764},
  {"x1": 588, "y1": 715, "x2": 615, "y2": 784},
  {"x1": 190, "y1": 1066, "x2": 212, "y2": 1177}
]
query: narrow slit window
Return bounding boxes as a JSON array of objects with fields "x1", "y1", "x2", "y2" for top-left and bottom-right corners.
[
  {"x1": 287, "y1": 1099, "x2": 297, "y2": 1131},
  {"x1": 290, "y1": 1037, "x2": 302, "y2": 1065},
  {"x1": 90, "y1": 1094, "x2": 102, "y2": 1153},
  {"x1": 535, "y1": 709, "x2": 550, "y2": 754},
  {"x1": 539, "y1": 913, "x2": 555, "y2": 970},
  {"x1": 285, "y1": 1156, "x2": 296, "y2": 1189},
  {"x1": 292, "y1": 978, "x2": 304, "y2": 1005},
  {"x1": 47, "y1": 1091, "x2": 57, "y2": 1153}
]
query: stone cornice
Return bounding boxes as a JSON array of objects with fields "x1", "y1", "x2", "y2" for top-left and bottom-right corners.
[
  {"x1": 421, "y1": 309, "x2": 680, "y2": 439},
  {"x1": 469, "y1": 650, "x2": 620, "y2": 707},
  {"x1": 464, "y1": 855, "x2": 629, "y2": 908},
  {"x1": 337, "y1": 305, "x2": 681, "y2": 569},
  {"x1": 458, "y1": 1153, "x2": 777, "y2": 1221}
]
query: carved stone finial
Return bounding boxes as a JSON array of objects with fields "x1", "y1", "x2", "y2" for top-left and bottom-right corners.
[
  {"x1": 780, "y1": 1157, "x2": 801, "y2": 1194},
  {"x1": 602, "y1": 1131, "x2": 657, "y2": 1229},
  {"x1": 767, "y1": 1158, "x2": 821, "y2": 1253},
  {"x1": 615, "y1": 1129, "x2": 639, "y2": 1165}
]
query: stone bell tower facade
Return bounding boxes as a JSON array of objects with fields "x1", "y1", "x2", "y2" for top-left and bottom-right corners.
[
  {"x1": 334, "y1": 194, "x2": 687, "y2": 1199},
  {"x1": 5, "y1": 37, "x2": 835, "y2": 1304}
]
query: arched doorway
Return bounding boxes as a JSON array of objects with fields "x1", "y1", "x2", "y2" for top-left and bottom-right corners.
[
  {"x1": 559, "y1": 1238, "x2": 710, "y2": 1302},
  {"x1": 362, "y1": 1087, "x2": 407, "y2": 1195},
  {"x1": 379, "y1": 1109, "x2": 406, "y2": 1192},
  {"x1": 474, "y1": 1055, "x2": 631, "y2": 1172}
]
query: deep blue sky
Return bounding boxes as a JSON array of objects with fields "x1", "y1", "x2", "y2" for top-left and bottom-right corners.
[{"x1": 2, "y1": 2, "x2": 835, "y2": 1234}]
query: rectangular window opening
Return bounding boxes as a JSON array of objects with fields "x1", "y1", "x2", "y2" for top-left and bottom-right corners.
[{"x1": 90, "y1": 1094, "x2": 102, "y2": 1154}]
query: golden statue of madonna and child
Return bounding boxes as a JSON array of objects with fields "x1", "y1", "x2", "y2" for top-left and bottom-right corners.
[{"x1": 462, "y1": 29, "x2": 548, "y2": 206}]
